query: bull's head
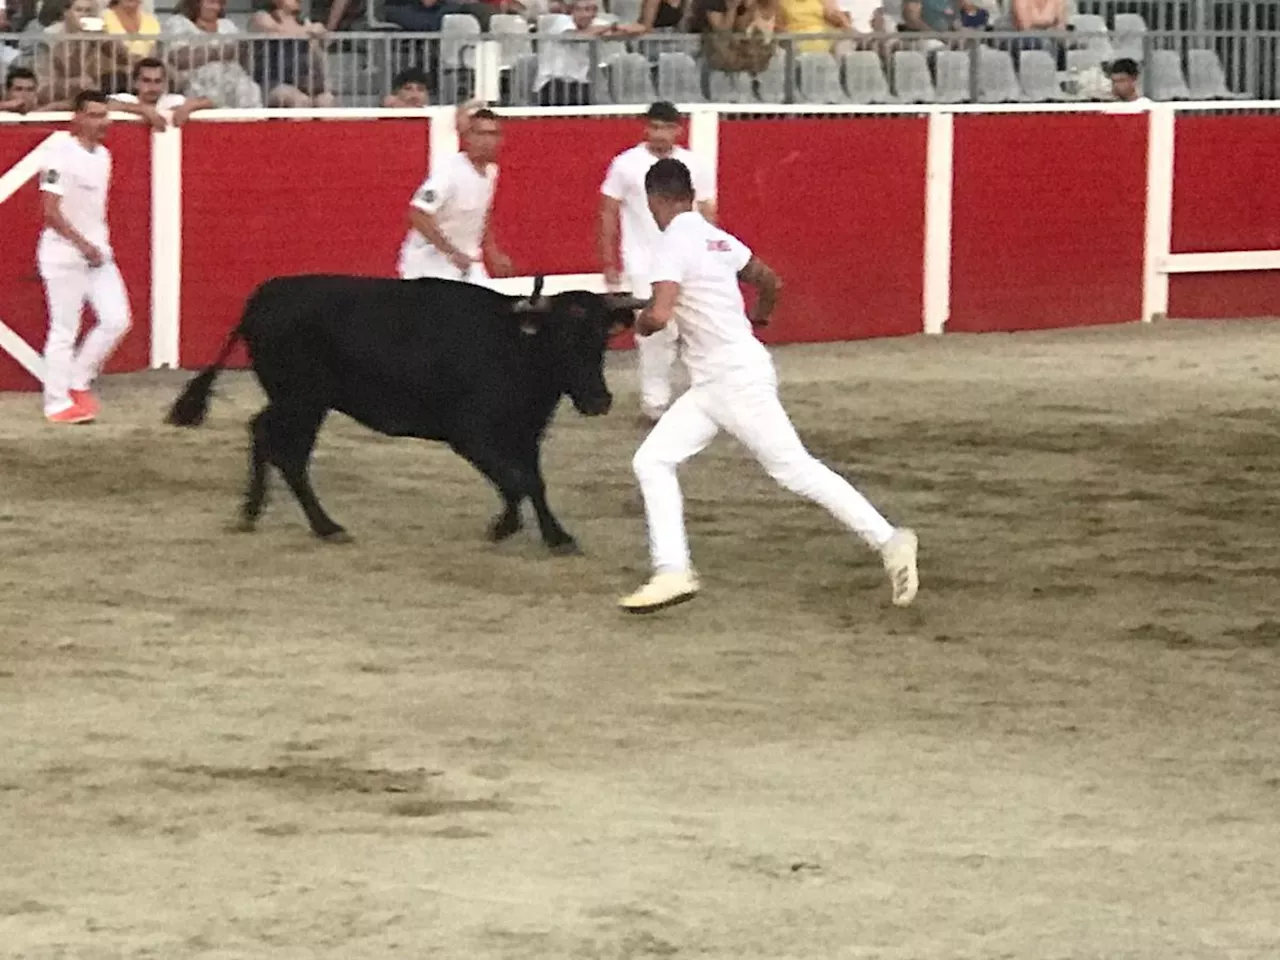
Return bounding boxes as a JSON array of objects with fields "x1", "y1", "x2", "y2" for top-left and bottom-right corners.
[{"x1": 513, "y1": 275, "x2": 645, "y2": 417}]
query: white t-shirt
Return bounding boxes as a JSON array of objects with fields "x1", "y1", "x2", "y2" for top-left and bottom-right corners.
[
  {"x1": 37, "y1": 132, "x2": 112, "y2": 263},
  {"x1": 535, "y1": 15, "x2": 592, "y2": 90},
  {"x1": 600, "y1": 143, "x2": 714, "y2": 282},
  {"x1": 648, "y1": 210, "x2": 770, "y2": 386},
  {"x1": 112, "y1": 92, "x2": 187, "y2": 115},
  {"x1": 399, "y1": 150, "x2": 498, "y2": 268}
]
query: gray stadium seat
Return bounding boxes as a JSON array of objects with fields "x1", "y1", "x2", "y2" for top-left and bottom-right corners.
[
  {"x1": 506, "y1": 52, "x2": 539, "y2": 105},
  {"x1": 841, "y1": 50, "x2": 897, "y2": 104},
  {"x1": 440, "y1": 13, "x2": 482, "y2": 71},
  {"x1": 796, "y1": 51, "x2": 850, "y2": 104},
  {"x1": 1018, "y1": 48, "x2": 1080, "y2": 101},
  {"x1": 933, "y1": 50, "x2": 972, "y2": 103},
  {"x1": 1111, "y1": 12, "x2": 1148, "y2": 61},
  {"x1": 977, "y1": 46, "x2": 1026, "y2": 102},
  {"x1": 707, "y1": 70, "x2": 748, "y2": 103},
  {"x1": 1186, "y1": 48, "x2": 1244, "y2": 99},
  {"x1": 610, "y1": 0, "x2": 643, "y2": 24},
  {"x1": 754, "y1": 56, "x2": 787, "y2": 103},
  {"x1": 1148, "y1": 49, "x2": 1190, "y2": 99},
  {"x1": 607, "y1": 52, "x2": 657, "y2": 103},
  {"x1": 656, "y1": 51, "x2": 705, "y2": 102},
  {"x1": 489, "y1": 14, "x2": 533, "y2": 69},
  {"x1": 891, "y1": 49, "x2": 936, "y2": 103},
  {"x1": 1068, "y1": 13, "x2": 1114, "y2": 58}
]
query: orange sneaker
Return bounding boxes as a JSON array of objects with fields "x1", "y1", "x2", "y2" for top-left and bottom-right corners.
[
  {"x1": 46, "y1": 402, "x2": 95, "y2": 425},
  {"x1": 69, "y1": 389, "x2": 100, "y2": 418}
]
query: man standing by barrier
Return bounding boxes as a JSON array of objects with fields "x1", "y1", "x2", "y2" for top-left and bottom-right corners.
[
  {"x1": 397, "y1": 107, "x2": 515, "y2": 287},
  {"x1": 618, "y1": 158, "x2": 919, "y2": 614},
  {"x1": 599, "y1": 101, "x2": 716, "y2": 423},
  {"x1": 37, "y1": 89, "x2": 132, "y2": 425}
]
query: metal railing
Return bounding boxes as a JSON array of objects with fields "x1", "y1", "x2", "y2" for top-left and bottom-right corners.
[{"x1": 3, "y1": 27, "x2": 1280, "y2": 109}]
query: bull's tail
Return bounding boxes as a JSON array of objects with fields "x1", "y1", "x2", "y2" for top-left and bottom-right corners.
[{"x1": 165, "y1": 325, "x2": 243, "y2": 428}]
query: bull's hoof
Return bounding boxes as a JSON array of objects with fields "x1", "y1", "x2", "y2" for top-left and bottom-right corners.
[
  {"x1": 320, "y1": 529, "x2": 354, "y2": 544},
  {"x1": 547, "y1": 536, "x2": 582, "y2": 557},
  {"x1": 488, "y1": 513, "x2": 522, "y2": 542},
  {"x1": 230, "y1": 515, "x2": 257, "y2": 534}
]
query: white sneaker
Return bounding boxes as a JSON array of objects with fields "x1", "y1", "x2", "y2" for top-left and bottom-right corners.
[
  {"x1": 618, "y1": 570, "x2": 699, "y2": 614},
  {"x1": 880, "y1": 529, "x2": 919, "y2": 607}
]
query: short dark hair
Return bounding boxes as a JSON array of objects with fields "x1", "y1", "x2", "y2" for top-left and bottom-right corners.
[
  {"x1": 73, "y1": 89, "x2": 109, "y2": 111},
  {"x1": 470, "y1": 107, "x2": 499, "y2": 123},
  {"x1": 393, "y1": 67, "x2": 429, "y2": 90},
  {"x1": 5, "y1": 67, "x2": 37, "y2": 90},
  {"x1": 644, "y1": 157, "x2": 694, "y2": 200},
  {"x1": 1109, "y1": 57, "x2": 1140, "y2": 77},
  {"x1": 132, "y1": 57, "x2": 166, "y2": 81},
  {"x1": 645, "y1": 100, "x2": 681, "y2": 124}
]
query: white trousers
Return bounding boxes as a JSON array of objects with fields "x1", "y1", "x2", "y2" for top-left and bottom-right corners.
[
  {"x1": 626, "y1": 274, "x2": 683, "y2": 416},
  {"x1": 631, "y1": 368, "x2": 897, "y2": 574},
  {"x1": 38, "y1": 257, "x2": 132, "y2": 416},
  {"x1": 399, "y1": 249, "x2": 493, "y2": 287}
]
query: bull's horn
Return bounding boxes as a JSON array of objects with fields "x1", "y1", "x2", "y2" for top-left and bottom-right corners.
[
  {"x1": 603, "y1": 293, "x2": 647, "y2": 311},
  {"x1": 531, "y1": 274, "x2": 545, "y2": 302}
]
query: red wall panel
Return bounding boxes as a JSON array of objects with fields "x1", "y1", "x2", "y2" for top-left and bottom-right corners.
[
  {"x1": 178, "y1": 119, "x2": 429, "y2": 367},
  {"x1": 949, "y1": 114, "x2": 1147, "y2": 332},
  {"x1": 716, "y1": 117, "x2": 928, "y2": 342},
  {"x1": 0, "y1": 123, "x2": 151, "y2": 392},
  {"x1": 1168, "y1": 116, "x2": 1280, "y2": 319}
]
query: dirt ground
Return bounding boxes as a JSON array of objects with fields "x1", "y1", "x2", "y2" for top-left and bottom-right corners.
[{"x1": 2, "y1": 318, "x2": 1279, "y2": 960}]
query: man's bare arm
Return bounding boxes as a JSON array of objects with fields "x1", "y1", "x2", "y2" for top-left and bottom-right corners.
[
  {"x1": 696, "y1": 199, "x2": 718, "y2": 225},
  {"x1": 409, "y1": 208, "x2": 465, "y2": 261},
  {"x1": 41, "y1": 192, "x2": 101, "y2": 263},
  {"x1": 738, "y1": 255, "x2": 781, "y2": 327},
  {"x1": 636, "y1": 280, "x2": 679, "y2": 336},
  {"x1": 598, "y1": 195, "x2": 622, "y2": 282}
]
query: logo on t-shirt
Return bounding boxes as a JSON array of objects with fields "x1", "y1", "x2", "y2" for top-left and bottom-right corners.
[
  {"x1": 707, "y1": 239, "x2": 730, "y2": 252},
  {"x1": 44, "y1": 169, "x2": 59, "y2": 185},
  {"x1": 417, "y1": 188, "x2": 435, "y2": 204}
]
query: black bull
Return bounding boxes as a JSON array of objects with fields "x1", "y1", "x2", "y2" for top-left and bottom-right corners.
[{"x1": 166, "y1": 274, "x2": 644, "y2": 554}]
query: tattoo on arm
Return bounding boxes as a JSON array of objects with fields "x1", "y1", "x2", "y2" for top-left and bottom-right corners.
[{"x1": 738, "y1": 256, "x2": 781, "y2": 326}]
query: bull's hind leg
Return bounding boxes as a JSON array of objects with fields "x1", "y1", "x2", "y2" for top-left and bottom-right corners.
[
  {"x1": 266, "y1": 404, "x2": 349, "y2": 543},
  {"x1": 236, "y1": 408, "x2": 272, "y2": 532}
]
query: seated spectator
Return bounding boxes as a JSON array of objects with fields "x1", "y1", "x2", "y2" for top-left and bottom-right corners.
[
  {"x1": 534, "y1": 0, "x2": 630, "y2": 106},
  {"x1": 693, "y1": 0, "x2": 777, "y2": 76},
  {"x1": 34, "y1": 0, "x2": 132, "y2": 103},
  {"x1": 111, "y1": 56, "x2": 213, "y2": 126},
  {"x1": 1108, "y1": 57, "x2": 1147, "y2": 104},
  {"x1": 2, "y1": 64, "x2": 40, "y2": 110},
  {"x1": 382, "y1": 65, "x2": 429, "y2": 106},
  {"x1": 308, "y1": 0, "x2": 365, "y2": 33},
  {"x1": 954, "y1": 0, "x2": 987, "y2": 30},
  {"x1": 1, "y1": 4, "x2": 22, "y2": 73},
  {"x1": 381, "y1": 0, "x2": 496, "y2": 33},
  {"x1": 162, "y1": 0, "x2": 263, "y2": 107},
  {"x1": 248, "y1": 0, "x2": 335, "y2": 107},
  {"x1": 778, "y1": 0, "x2": 858, "y2": 54},
  {"x1": 102, "y1": 0, "x2": 161, "y2": 61},
  {"x1": 1010, "y1": 0, "x2": 1063, "y2": 31}
]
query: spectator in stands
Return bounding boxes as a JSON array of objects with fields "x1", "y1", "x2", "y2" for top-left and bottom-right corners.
[
  {"x1": 382, "y1": 65, "x2": 429, "y2": 106},
  {"x1": 897, "y1": 0, "x2": 951, "y2": 38},
  {"x1": 111, "y1": 56, "x2": 213, "y2": 126},
  {"x1": 162, "y1": 0, "x2": 263, "y2": 108},
  {"x1": 35, "y1": 0, "x2": 132, "y2": 103},
  {"x1": 1, "y1": 4, "x2": 21, "y2": 75},
  {"x1": 381, "y1": 0, "x2": 496, "y2": 33},
  {"x1": 1, "y1": 64, "x2": 40, "y2": 110},
  {"x1": 1108, "y1": 57, "x2": 1146, "y2": 103},
  {"x1": 534, "y1": 0, "x2": 631, "y2": 105},
  {"x1": 693, "y1": 0, "x2": 777, "y2": 76},
  {"x1": 953, "y1": 0, "x2": 987, "y2": 30},
  {"x1": 309, "y1": 0, "x2": 365, "y2": 33},
  {"x1": 1010, "y1": 0, "x2": 1063, "y2": 31},
  {"x1": 102, "y1": 0, "x2": 161, "y2": 60},
  {"x1": 248, "y1": 0, "x2": 335, "y2": 107},
  {"x1": 778, "y1": 0, "x2": 860, "y2": 53}
]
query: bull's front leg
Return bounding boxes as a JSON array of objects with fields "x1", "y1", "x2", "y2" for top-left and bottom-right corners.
[
  {"x1": 518, "y1": 438, "x2": 579, "y2": 556},
  {"x1": 450, "y1": 435, "x2": 530, "y2": 545}
]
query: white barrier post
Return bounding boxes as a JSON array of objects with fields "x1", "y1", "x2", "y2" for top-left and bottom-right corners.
[
  {"x1": 923, "y1": 111, "x2": 954, "y2": 336},
  {"x1": 150, "y1": 124, "x2": 182, "y2": 368},
  {"x1": 1142, "y1": 102, "x2": 1175, "y2": 324}
]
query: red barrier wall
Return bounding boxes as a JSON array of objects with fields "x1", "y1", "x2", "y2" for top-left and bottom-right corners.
[
  {"x1": 948, "y1": 114, "x2": 1148, "y2": 332},
  {"x1": 0, "y1": 124, "x2": 152, "y2": 392},
  {"x1": 717, "y1": 117, "x2": 928, "y2": 342},
  {"x1": 178, "y1": 119, "x2": 430, "y2": 367},
  {"x1": 1168, "y1": 115, "x2": 1280, "y2": 319}
]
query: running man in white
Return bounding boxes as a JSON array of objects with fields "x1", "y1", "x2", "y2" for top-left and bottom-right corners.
[
  {"x1": 398, "y1": 106, "x2": 515, "y2": 286},
  {"x1": 599, "y1": 101, "x2": 716, "y2": 423},
  {"x1": 37, "y1": 89, "x2": 132, "y2": 425},
  {"x1": 618, "y1": 159, "x2": 919, "y2": 613}
]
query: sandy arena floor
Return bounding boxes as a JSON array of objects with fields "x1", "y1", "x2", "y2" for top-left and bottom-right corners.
[{"x1": 1, "y1": 319, "x2": 1279, "y2": 960}]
